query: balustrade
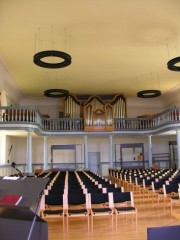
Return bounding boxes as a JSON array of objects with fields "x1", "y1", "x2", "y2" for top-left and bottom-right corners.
[
  {"x1": 0, "y1": 106, "x2": 179, "y2": 134},
  {"x1": 0, "y1": 107, "x2": 40, "y2": 124},
  {"x1": 42, "y1": 118, "x2": 84, "y2": 131}
]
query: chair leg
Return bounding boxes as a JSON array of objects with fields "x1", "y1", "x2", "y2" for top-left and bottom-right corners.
[
  {"x1": 171, "y1": 200, "x2": 173, "y2": 212},
  {"x1": 115, "y1": 213, "x2": 117, "y2": 231},
  {"x1": 135, "y1": 212, "x2": 138, "y2": 228},
  {"x1": 111, "y1": 214, "x2": 114, "y2": 230},
  {"x1": 89, "y1": 214, "x2": 93, "y2": 232},
  {"x1": 63, "y1": 216, "x2": 68, "y2": 232},
  {"x1": 90, "y1": 214, "x2": 114, "y2": 232}
]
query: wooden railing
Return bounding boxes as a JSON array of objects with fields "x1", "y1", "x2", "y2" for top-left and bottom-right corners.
[
  {"x1": 0, "y1": 106, "x2": 42, "y2": 125},
  {"x1": 114, "y1": 107, "x2": 180, "y2": 131},
  {"x1": 0, "y1": 106, "x2": 179, "y2": 134},
  {"x1": 43, "y1": 117, "x2": 84, "y2": 131}
]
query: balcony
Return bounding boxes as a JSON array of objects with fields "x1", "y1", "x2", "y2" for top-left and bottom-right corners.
[{"x1": 0, "y1": 106, "x2": 179, "y2": 136}]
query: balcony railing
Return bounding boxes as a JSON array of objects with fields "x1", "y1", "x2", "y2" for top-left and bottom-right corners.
[
  {"x1": 0, "y1": 106, "x2": 179, "y2": 134},
  {"x1": 114, "y1": 108, "x2": 180, "y2": 131},
  {"x1": 0, "y1": 107, "x2": 41, "y2": 124},
  {"x1": 43, "y1": 118, "x2": 84, "y2": 131}
]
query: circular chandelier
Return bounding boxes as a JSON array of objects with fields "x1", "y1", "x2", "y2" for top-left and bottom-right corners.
[
  {"x1": 44, "y1": 89, "x2": 69, "y2": 98},
  {"x1": 33, "y1": 50, "x2": 71, "y2": 68},
  {"x1": 167, "y1": 57, "x2": 180, "y2": 71},
  {"x1": 137, "y1": 90, "x2": 161, "y2": 98}
]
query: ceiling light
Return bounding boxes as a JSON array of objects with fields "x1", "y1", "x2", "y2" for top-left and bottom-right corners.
[
  {"x1": 44, "y1": 89, "x2": 69, "y2": 98},
  {"x1": 137, "y1": 90, "x2": 161, "y2": 98},
  {"x1": 33, "y1": 50, "x2": 71, "y2": 68},
  {"x1": 167, "y1": 57, "x2": 180, "y2": 71}
]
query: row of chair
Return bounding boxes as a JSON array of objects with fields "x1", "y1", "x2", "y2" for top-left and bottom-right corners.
[
  {"x1": 139, "y1": 170, "x2": 180, "y2": 210},
  {"x1": 39, "y1": 170, "x2": 137, "y2": 231},
  {"x1": 109, "y1": 168, "x2": 180, "y2": 211},
  {"x1": 109, "y1": 168, "x2": 174, "y2": 188},
  {"x1": 40, "y1": 190, "x2": 137, "y2": 231}
]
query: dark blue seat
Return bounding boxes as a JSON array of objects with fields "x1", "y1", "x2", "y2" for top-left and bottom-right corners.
[
  {"x1": 89, "y1": 192, "x2": 114, "y2": 230},
  {"x1": 45, "y1": 194, "x2": 63, "y2": 206},
  {"x1": 42, "y1": 194, "x2": 64, "y2": 217},
  {"x1": 112, "y1": 191, "x2": 137, "y2": 227},
  {"x1": 106, "y1": 187, "x2": 123, "y2": 193},
  {"x1": 65, "y1": 193, "x2": 90, "y2": 231}
]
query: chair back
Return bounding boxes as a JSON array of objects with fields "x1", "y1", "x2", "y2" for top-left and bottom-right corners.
[
  {"x1": 112, "y1": 191, "x2": 134, "y2": 206},
  {"x1": 106, "y1": 187, "x2": 124, "y2": 193},
  {"x1": 87, "y1": 187, "x2": 103, "y2": 193},
  {"x1": 68, "y1": 193, "x2": 86, "y2": 205},
  {"x1": 64, "y1": 193, "x2": 89, "y2": 210},
  {"x1": 89, "y1": 192, "x2": 110, "y2": 209},
  {"x1": 45, "y1": 194, "x2": 63, "y2": 206}
]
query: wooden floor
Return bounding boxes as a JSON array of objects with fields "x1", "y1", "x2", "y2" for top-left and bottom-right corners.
[{"x1": 46, "y1": 194, "x2": 180, "y2": 240}]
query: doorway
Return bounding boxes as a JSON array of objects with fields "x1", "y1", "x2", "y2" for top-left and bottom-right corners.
[
  {"x1": 88, "y1": 152, "x2": 100, "y2": 174},
  {"x1": 120, "y1": 143, "x2": 144, "y2": 169}
]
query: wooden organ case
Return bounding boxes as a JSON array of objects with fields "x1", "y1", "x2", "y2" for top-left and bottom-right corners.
[
  {"x1": 83, "y1": 94, "x2": 126, "y2": 131},
  {"x1": 64, "y1": 93, "x2": 126, "y2": 132}
]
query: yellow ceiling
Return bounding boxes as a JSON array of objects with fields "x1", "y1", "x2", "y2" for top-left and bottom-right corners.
[{"x1": 0, "y1": 0, "x2": 180, "y2": 98}]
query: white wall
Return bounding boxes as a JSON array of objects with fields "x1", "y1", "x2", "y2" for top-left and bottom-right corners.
[
  {"x1": 0, "y1": 132, "x2": 6, "y2": 164},
  {"x1": 19, "y1": 90, "x2": 180, "y2": 119},
  {"x1": 12, "y1": 137, "x2": 27, "y2": 164},
  {"x1": 10, "y1": 134, "x2": 176, "y2": 176},
  {"x1": 19, "y1": 97, "x2": 65, "y2": 118},
  {"x1": 11, "y1": 136, "x2": 84, "y2": 164}
]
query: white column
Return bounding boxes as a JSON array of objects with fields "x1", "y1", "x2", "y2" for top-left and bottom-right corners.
[
  {"x1": 43, "y1": 136, "x2": 48, "y2": 170},
  {"x1": 176, "y1": 130, "x2": 180, "y2": 169},
  {"x1": 148, "y1": 135, "x2": 152, "y2": 168},
  {"x1": 0, "y1": 132, "x2": 6, "y2": 164},
  {"x1": 26, "y1": 131, "x2": 32, "y2": 173},
  {"x1": 84, "y1": 136, "x2": 88, "y2": 169},
  {"x1": 109, "y1": 135, "x2": 113, "y2": 169}
]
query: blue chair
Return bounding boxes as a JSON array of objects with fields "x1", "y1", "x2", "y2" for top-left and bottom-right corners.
[
  {"x1": 112, "y1": 191, "x2": 137, "y2": 228},
  {"x1": 89, "y1": 192, "x2": 114, "y2": 231},
  {"x1": 64, "y1": 193, "x2": 90, "y2": 231}
]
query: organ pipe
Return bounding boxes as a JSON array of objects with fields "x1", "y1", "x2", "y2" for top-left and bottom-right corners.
[{"x1": 64, "y1": 93, "x2": 126, "y2": 131}]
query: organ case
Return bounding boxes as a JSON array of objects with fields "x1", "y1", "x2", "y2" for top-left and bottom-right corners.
[{"x1": 64, "y1": 93, "x2": 126, "y2": 132}]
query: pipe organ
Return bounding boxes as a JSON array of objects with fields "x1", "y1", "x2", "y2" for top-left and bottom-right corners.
[
  {"x1": 64, "y1": 94, "x2": 81, "y2": 118},
  {"x1": 64, "y1": 93, "x2": 126, "y2": 131},
  {"x1": 110, "y1": 94, "x2": 126, "y2": 119},
  {"x1": 83, "y1": 94, "x2": 126, "y2": 131}
]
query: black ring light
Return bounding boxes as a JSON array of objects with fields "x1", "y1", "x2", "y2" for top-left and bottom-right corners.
[
  {"x1": 137, "y1": 90, "x2": 161, "y2": 98},
  {"x1": 33, "y1": 50, "x2": 71, "y2": 68},
  {"x1": 167, "y1": 57, "x2": 180, "y2": 71},
  {"x1": 44, "y1": 89, "x2": 69, "y2": 98}
]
